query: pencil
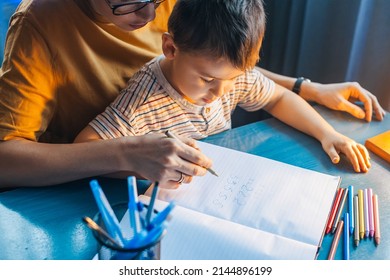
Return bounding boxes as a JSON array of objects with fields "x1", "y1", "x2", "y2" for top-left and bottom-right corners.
[
  {"x1": 332, "y1": 188, "x2": 348, "y2": 234},
  {"x1": 328, "y1": 220, "x2": 344, "y2": 260},
  {"x1": 358, "y1": 189, "x2": 365, "y2": 239},
  {"x1": 146, "y1": 182, "x2": 159, "y2": 225},
  {"x1": 343, "y1": 213, "x2": 350, "y2": 260},
  {"x1": 90, "y1": 179, "x2": 125, "y2": 246},
  {"x1": 348, "y1": 185, "x2": 354, "y2": 235},
  {"x1": 363, "y1": 188, "x2": 369, "y2": 238},
  {"x1": 367, "y1": 188, "x2": 375, "y2": 238},
  {"x1": 373, "y1": 194, "x2": 381, "y2": 246},
  {"x1": 165, "y1": 130, "x2": 219, "y2": 177},
  {"x1": 326, "y1": 188, "x2": 343, "y2": 234},
  {"x1": 127, "y1": 176, "x2": 141, "y2": 235},
  {"x1": 353, "y1": 195, "x2": 360, "y2": 247},
  {"x1": 82, "y1": 216, "x2": 122, "y2": 247}
]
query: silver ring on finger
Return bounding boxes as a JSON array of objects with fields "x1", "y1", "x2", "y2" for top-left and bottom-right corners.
[{"x1": 177, "y1": 173, "x2": 185, "y2": 184}]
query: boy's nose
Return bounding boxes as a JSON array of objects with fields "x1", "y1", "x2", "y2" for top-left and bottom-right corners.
[
  {"x1": 211, "y1": 82, "x2": 232, "y2": 98},
  {"x1": 210, "y1": 86, "x2": 224, "y2": 99}
]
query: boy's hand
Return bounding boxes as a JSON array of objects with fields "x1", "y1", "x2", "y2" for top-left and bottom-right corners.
[{"x1": 321, "y1": 131, "x2": 371, "y2": 173}]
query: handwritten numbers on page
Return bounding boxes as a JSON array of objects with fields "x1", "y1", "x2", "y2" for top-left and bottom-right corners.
[{"x1": 212, "y1": 176, "x2": 255, "y2": 209}]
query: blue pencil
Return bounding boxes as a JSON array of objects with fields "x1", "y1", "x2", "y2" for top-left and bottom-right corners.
[
  {"x1": 90, "y1": 179, "x2": 125, "y2": 246},
  {"x1": 348, "y1": 185, "x2": 354, "y2": 235},
  {"x1": 146, "y1": 182, "x2": 159, "y2": 225},
  {"x1": 343, "y1": 212, "x2": 350, "y2": 260},
  {"x1": 148, "y1": 201, "x2": 176, "y2": 230},
  {"x1": 127, "y1": 176, "x2": 141, "y2": 236},
  {"x1": 138, "y1": 223, "x2": 167, "y2": 248}
]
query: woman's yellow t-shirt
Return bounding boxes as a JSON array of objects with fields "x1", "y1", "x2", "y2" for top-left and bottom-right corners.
[{"x1": 0, "y1": 0, "x2": 176, "y2": 143}]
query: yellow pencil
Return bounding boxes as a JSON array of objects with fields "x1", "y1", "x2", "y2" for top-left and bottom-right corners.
[
  {"x1": 353, "y1": 195, "x2": 360, "y2": 246},
  {"x1": 358, "y1": 189, "x2": 365, "y2": 239}
]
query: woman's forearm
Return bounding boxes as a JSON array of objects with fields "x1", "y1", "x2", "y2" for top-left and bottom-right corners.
[
  {"x1": 0, "y1": 139, "x2": 123, "y2": 188},
  {"x1": 256, "y1": 66, "x2": 318, "y2": 103}
]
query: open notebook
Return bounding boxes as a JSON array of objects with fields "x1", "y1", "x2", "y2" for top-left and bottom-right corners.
[{"x1": 139, "y1": 141, "x2": 340, "y2": 260}]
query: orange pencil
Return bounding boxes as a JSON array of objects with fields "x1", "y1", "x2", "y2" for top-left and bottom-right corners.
[
  {"x1": 373, "y1": 194, "x2": 381, "y2": 246},
  {"x1": 328, "y1": 220, "x2": 344, "y2": 260}
]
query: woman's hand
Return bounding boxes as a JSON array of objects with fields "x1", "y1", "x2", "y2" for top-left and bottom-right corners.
[
  {"x1": 119, "y1": 133, "x2": 213, "y2": 189},
  {"x1": 303, "y1": 82, "x2": 386, "y2": 122}
]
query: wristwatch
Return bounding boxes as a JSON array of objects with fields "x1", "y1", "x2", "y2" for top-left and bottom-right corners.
[{"x1": 292, "y1": 77, "x2": 311, "y2": 94}]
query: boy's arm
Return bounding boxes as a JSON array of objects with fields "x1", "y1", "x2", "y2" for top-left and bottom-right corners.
[
  {"x1": 74, "y1": 125, "x2": 103, "y2": 142},
  {"x1": 263, "y1": 84, "x2": 370, "y2": 173},
  {"x1": 257, "y1": 67, "x2": 386, "y2": 122}
]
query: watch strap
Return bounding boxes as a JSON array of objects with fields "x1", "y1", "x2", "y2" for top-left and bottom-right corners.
[{"x1": 292, "y1": 77, "x2": 311, "y2": 94}]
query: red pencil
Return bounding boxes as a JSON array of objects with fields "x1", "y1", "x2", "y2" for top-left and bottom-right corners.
[{"x1": 326, "y1": 188, "x2": 344, "y2": 234}]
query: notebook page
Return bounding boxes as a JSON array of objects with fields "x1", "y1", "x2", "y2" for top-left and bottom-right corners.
[
  {"x1": 139, "y1": 196, "x2": 318, "y2": 260},
  {"x1": 155, "y1": 141, "x2": 339, "y2": 247}
]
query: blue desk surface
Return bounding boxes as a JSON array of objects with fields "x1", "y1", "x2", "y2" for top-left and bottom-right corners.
[{"x1": 0, "y1": 106, "x2": 389, "y2": 260}]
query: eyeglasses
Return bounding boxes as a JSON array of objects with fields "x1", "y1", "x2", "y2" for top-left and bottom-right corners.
[{"x1": 104, "y1": 0, "x2": 166, "y2": 16}]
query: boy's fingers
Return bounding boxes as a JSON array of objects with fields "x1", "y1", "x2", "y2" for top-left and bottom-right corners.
[
  {"x1": 342, "y1": 144, "x2": 369, "y2": 173},
  {"x1": 326, "y1": 145, "x2": 340, "y2": 164},
  {"x1": 358, "y1": 144, "x2": 371, "y2": 166},
  {"x1": 355, "y1": 144, "x2": 371, "y2": 172}
]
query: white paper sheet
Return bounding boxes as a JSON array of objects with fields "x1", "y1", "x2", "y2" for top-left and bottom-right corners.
[
  {"x1": 139, "y1": 196, "x2": 318, "y2": 260},
  {"x1": 145, "y1": 141, "x2": 340, "y2": 259}
]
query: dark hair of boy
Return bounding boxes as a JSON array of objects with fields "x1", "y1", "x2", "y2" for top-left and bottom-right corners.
[{"x1": 167, "y1": 0, "x2": 266, "y2": 71}]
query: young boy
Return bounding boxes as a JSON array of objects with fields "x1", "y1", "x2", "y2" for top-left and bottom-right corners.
[{"x1": 75, "y1": 0, "x2": 370, "y2": 185}]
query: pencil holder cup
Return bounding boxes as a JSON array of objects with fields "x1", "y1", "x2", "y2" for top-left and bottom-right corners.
[{"x1": 92, "y1": 202, "x2": 165, "y2": 260}]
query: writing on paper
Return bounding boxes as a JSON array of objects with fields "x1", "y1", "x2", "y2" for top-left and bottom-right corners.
[{"x1": 212, "y1": 175, "x2": 256, "y2": 209}]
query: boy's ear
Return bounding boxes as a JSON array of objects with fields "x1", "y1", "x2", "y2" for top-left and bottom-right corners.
[{"x1": 162, "y1": 32, "x2": 177, "y2": 59}]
